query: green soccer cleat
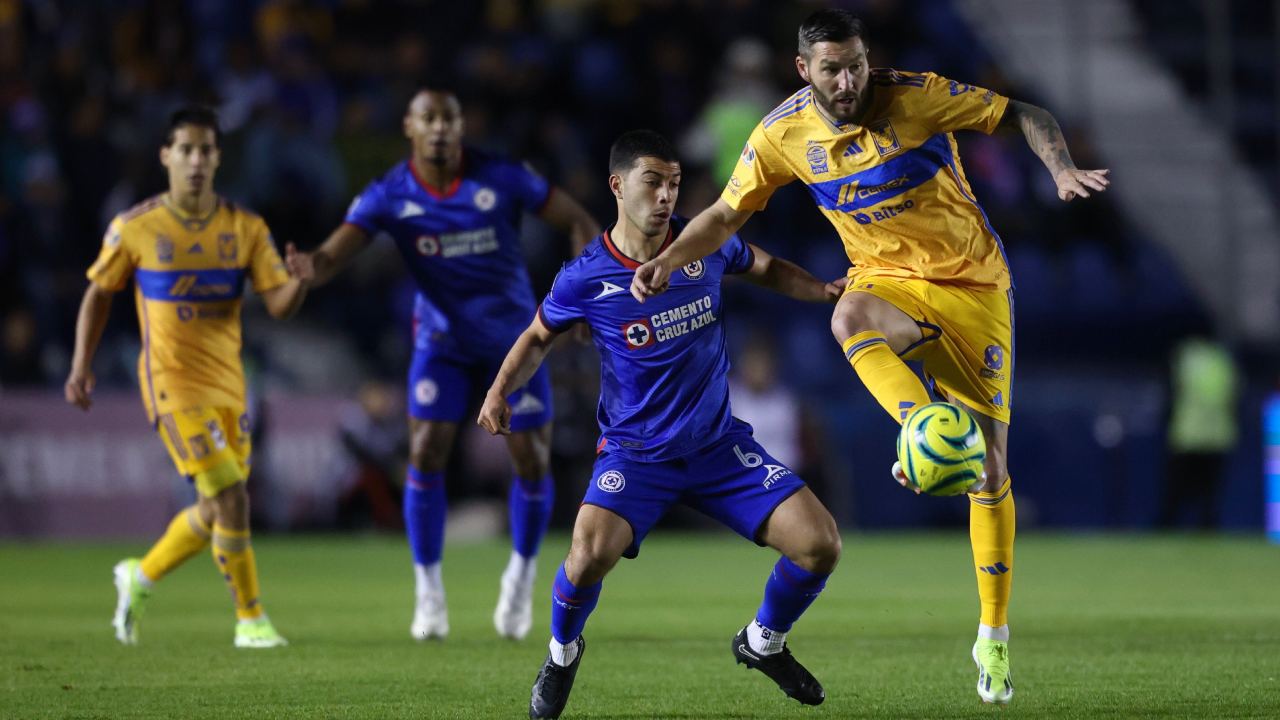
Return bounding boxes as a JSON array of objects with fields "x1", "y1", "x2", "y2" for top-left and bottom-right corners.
[
  {"x1": 234, "y1": 617, "x2": 289, "y2": 649},
  {"x1": 972, "y1": 638, "x2": 1014, "y2": 704},
  {"x1": 112, "y1": 558, "x2": 150, "y2": 646}
]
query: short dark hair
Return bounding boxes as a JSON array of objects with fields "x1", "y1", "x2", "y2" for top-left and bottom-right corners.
[
  {"x1": 165, "y1": 105, "x2": 221, "y2": 146},
  {"x1": 608, "y1": 129, "x2": 678, "y2": 174},
  {"x1": 797, "y1": 9, "x2": 867, "y2": 58}
]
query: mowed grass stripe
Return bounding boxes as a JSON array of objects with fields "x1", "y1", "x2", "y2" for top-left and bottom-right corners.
[{"x1": 1, "y1": 533, "x2": 1278, "y2": 718}]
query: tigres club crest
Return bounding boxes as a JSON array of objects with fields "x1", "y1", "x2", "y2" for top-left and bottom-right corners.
[{"x1": 681, "y1": 260, "x2": 705, "y2": 280}]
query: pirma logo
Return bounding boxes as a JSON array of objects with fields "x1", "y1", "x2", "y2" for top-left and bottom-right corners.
[
  {"x1": 681, "y1": 260, "x2": 705, "y2": 280},
  {"x1": 596, "y1": 470, "x2": 625, "y2": 493}
]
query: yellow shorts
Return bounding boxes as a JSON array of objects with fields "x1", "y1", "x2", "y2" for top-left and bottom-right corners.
[
  {"x1": 156, "y1": 406, "x2": 251, "y2": 497},
  {"x1": 845, "y1": 270, "x2": 1014, "y2": 424}
]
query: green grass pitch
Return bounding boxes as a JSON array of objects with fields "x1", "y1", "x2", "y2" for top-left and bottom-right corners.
[{"x1": 3, "y1": 533, "x2": 1279, "y2": 718}]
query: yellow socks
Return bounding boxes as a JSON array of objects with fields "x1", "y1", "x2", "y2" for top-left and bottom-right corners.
[
  {"x1": 842, "y1": 331, "x2": 933, "y2": 423},
  {"x1": 211, "y1": 524, "x2": 264, "y2": 620},
  {"x1": 970, "y1": 477, "x2": 1015, "y2": 627},
  {"x1": 139, "y1": 505, "x2": 211, "y2": 582}
]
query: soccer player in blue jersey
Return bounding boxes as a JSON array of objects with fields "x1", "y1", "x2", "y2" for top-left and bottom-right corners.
[
  {"x1": 288, "y1": 89, "x2": 598, "y2": 641},
  {"x1": 478, "y1": 130, "x2": 844, "y2": 718},
  {"x1": 631, "y1": 9, "x2": 1111, "y2": 705}
]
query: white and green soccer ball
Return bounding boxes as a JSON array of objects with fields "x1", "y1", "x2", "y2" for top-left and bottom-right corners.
[{"x1": 896, "y1": 402, "x2": 986, "y2": 496}]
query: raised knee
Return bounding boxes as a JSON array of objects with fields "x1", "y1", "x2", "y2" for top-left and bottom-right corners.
[
  {"x1": 831, "y1": 303, "x2": 870, "y2": 344},
  {"x1": 790, "y1": 528, "x2": 841, "y2": 575}
]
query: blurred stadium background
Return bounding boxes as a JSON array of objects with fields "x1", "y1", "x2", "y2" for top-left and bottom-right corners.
[
  {"x1": 3, "y1": 1, "x2": 1280, "y2": 717},
  {"x1": 2, "y1": 0, "x2": 1276, "y2": 538}
]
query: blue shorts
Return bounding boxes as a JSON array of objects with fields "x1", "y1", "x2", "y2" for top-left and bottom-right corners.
[
  {"x1": 407, "y1": 348, "x2": 553, "y2": 431},
  {"x1": 583, "y1": 429, "x2": 807, "y2": 558}
]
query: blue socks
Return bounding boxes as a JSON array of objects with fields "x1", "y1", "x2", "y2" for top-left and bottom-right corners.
[
  {"x1": 405, "y1": 468, "x2": 446, "y2": 566},
  {"x1": 509, "y1": 474, "x2": 554, "y2": 558},
  {"x1": 549, "y1": 564, "x2": 601, "y2": 644},
  {"x1": 755, "y1": 556, "x2": 829, "y2": 633}
]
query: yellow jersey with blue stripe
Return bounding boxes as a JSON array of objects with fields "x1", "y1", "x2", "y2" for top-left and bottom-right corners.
[
  {"x1": 87, "y1": 195, "x2": 290, "y2": 420},
  {"x1": 723, "y1": 68, "x2": 1011, "y2": 290}
]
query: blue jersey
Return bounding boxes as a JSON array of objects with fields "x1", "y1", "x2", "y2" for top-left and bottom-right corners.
[
  {"x1": 344, "y1": 148, "x2": 551, "y2": 362},
  {"x1": 538, "y1": 217, "x2": 756, "y2": 461}
]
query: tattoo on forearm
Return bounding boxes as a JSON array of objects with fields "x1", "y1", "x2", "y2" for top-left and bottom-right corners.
[{"x1": 1013, "y1": 101, "x2": 1074, "y2": 175}]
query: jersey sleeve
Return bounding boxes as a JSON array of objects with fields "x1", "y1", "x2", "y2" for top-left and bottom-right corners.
[
  {"x1": 720, "y1": 123, "x2": 796, "y2": 212},
  {"x1": 509, "y1": 161, "x2": 553, "y2": 213},
  {"x1": 86, "y1": 217, "x2": 135, "y2": 291},
  {"x1": 720, "y1": 232, "x2": 756, "y2": 275},
  {"x1": 343, "y1": 180, "x2": 386, "y2": 235},
  {"x1": 916, "y1": 72, "x2": 1009, "y2": 135},
  {"x1": 247, "y1": 216, "x2": 291, "y2": 293},
  {"x1": 537, "y1": 265, "x2": 584, "y2": 331}
]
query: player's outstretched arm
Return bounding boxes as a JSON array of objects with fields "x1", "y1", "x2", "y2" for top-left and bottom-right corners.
[
  {"x1": 289, "y1": 222, "x2": 372, "y2": 288},
  {"x1": 65, "y1": 282, "x2": 115, "y2": 411},
  {"x1": 540, "y1": 187, "x2": 600, "y2": 256},
  {"x1": 631, "y1": 199, "x2": 754, "y2": 302},
  {"x1": 478, "y1": 315, "x2": 561, "y2": 435},
  {"x1": 1000, "y1": 100, "x2": 1110, "y2": 202},
  {"x1": 260, "y1": 243, "x2": 314, "y2": 320},
  {"x1": 742, "y1": 243, "x2": 844, "y2": 304}
]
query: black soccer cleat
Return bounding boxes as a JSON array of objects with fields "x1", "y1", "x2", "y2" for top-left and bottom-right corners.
[
  {"x1": 530, "y1": 636, "x2": 585, "y2": 719},
  {"x1": 732, "y1": 626, "x2": 825, "y2": 706}
]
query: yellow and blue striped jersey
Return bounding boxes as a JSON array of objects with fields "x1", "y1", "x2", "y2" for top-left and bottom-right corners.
[
  {"x1": 724, "y1": 68, "x2": 1011, "y2": 290},
  {"x1": 87, "y1": 195, "x2": 290, "y2": 420}
]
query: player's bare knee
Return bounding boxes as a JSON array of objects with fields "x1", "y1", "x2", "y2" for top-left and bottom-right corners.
[
  {"x1": 510, "y1": 449, "x2": 549, "y2": 481},
  {"x1": 797, "y1": 527, "x2": 841, "y2": 574},
  {"x1": 409, "y1": 438, "x2": 449, "y2": 473},
  {"x1": 979, "y1": 453, "x2": 1008, "y2": 492},
  {"x1": 565, "y1": 540, "x2": 617, "y2": 585},
  {"x1": 212, "y1": 482, "x2": 249, "y2": 528}
]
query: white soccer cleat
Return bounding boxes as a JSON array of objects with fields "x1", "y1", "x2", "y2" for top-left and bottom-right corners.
[
  {"x1": 493, "y1": 572, "x2": 535, "y2": 640},
  {"x1": 411, "y1": 592, "x2": 449, "y2": 641},
  {"x1": 112, "y1": 559, "x2": 149, "y2": 645}
]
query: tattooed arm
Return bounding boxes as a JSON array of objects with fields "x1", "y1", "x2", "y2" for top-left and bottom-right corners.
[{"x1": 1000, "y1": 100, "x2": 1110, "y2": 202}]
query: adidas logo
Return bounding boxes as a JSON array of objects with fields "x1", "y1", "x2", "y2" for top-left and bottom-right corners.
[
  {"x1": 978, "y1": 562, "x2": 1010, "y2": 575},
  {"x1": 189, "y1": 242, "x2": 204, "y2": 254}
]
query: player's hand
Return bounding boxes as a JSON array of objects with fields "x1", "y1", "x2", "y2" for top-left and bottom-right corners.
[
  {"x1": 1054, "y1": 167, "x2": 1110, "y2": 201},
  {"x1": 631, "y1": 258, "x2": 672, "y2": 303},
  {"x1": 477, "y1": 392, "x2": 512, "y2": 435},
  {"x1": 824, "y1": 275, "x2": 848, "y2": 303},
  {"x1": 891, "y1": 462, "x2": 922, "y2": 495},
  {"x1": 64, "y1": 368, "x2": 95, "y2": 411},
  {"x1": 284, "y1": 243, "x2": 315, "y2": 285}
]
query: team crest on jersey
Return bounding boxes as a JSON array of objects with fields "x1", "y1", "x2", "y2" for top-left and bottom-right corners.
[
  {"x1": 218, "y1": 233, "x2": 237, "y2": 261},
  {"x1": 805, "y1": 140, "x2": 829, "y2": 175},
  {"x1": 416, "y1": 235, "x2": 441, "y2": 256},
  {"x1": 473, "y1": 187, "x2": 496, "y2": 211},
  {"x1": 155, "y1": 235, "x2": 174, "y2": 263},
  {"x1": 621, "y1": 319, "x2": 654, "y2": 349},
  {"x1": 984, "y1": 345, "x2": 1004, "y2": 370},
  {"x1": 414, "y1": 379, "x2": 439, "y2": 406},
  {"x1": 681, "y1": 260, "x2": 705, "y2": 280},
  {"x1": 596, "y1": 470, "x2": 625, "y2": 493},
  {"x1": 740, "y1": 143, "x2": 756, "y2": 166},
  {"x1": 869, "y1": 119, "x2": 902, "y2": 157}
]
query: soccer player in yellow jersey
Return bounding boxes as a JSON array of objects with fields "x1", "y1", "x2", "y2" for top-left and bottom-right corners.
[
  {"x1": 64, "y1": 106, "x2": 312, "y2": 648},
  {"x1": 632, "y1": 9, "x2": 1111, "y2": 704}
]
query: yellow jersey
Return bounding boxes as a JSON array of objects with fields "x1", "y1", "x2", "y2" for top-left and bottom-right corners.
[
  {"x1": 87, "y1": 195, "x2": 291, "y2": 420},
  {"x1": 724, "y1": 68, "x2": 1011, "y2": 290}
]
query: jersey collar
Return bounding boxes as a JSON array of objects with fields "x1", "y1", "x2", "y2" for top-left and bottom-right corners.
[
  {"x1": 601, "y1": 224, "x2": 674, "y2": 270},
  {"x1": 408, "y1": 151, "x2": 466, "y2": 199}
]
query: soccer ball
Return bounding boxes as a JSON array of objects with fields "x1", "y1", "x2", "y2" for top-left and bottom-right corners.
[{"x1": 896, "y1": 402, "x2": 986, "y2": 496}]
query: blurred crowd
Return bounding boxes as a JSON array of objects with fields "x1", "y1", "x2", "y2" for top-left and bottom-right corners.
[{"x1": 1, "y1": 0, "x2": 1203, "y2": 392}]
